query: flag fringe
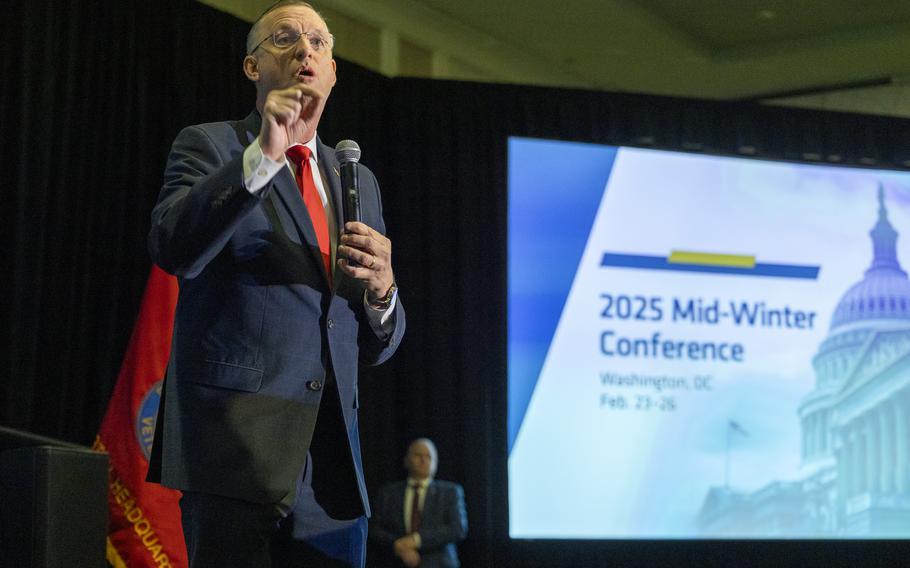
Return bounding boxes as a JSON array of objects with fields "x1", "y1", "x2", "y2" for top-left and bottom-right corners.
[{"x1": 107, "y1": 537, "x2": 128, "y2": 568}]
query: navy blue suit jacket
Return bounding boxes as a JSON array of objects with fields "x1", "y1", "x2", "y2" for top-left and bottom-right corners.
[
  {"x1": 370, "y1": 480, "x2": 467, "y2": 568},
  {"x1": 146, "y1": 111, "x2": 405, "y2": 517}
]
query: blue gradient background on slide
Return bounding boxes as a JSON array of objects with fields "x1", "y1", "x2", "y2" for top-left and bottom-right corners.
[{"x1": 508, "y1": 138, "x2": 618, "y2": 454}]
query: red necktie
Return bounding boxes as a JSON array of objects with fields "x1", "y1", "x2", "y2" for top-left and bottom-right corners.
[
  {"x1": 409, "y1": 483, "x2": 422, "y2": 533},
  {"x1": 286, "y1": 145, "x2": 332, "y2": 283}
]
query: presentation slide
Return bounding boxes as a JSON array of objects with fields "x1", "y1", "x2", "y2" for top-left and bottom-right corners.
[{"x1": 507, "y1": 137, "x2": 910, "y2": 539}]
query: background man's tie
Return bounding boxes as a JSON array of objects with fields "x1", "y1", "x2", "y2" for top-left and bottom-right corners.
[{"x1": 410, "y1": 483, "x2": 422, "y2": 533}]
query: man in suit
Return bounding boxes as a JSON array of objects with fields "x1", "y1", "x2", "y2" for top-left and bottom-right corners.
[
  {"x1": 146, "y1": 1, "x2": 405, "y2": 566},
  {"x1": 370, "y1": 439, "x2": 468, "y2": 567}
]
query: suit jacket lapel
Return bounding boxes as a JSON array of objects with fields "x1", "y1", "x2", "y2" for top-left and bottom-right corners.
[
  {"x1": 245, "y1": 111, "x2": 334, "y2": 289},
  {"x1": 318, "y1": 137, "x2": 344, "y2": 288},
  {"x1": 386, "y1": 481, "x2": 406, "y2": 534},
  {"x1": 270, "y1": 166, "x2": 330, "y2": 289},
  {"x1": 423, "y1": 482, "x2": 437, "y2": 522}
]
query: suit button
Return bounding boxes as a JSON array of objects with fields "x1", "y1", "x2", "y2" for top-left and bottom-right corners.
[
  {"x1": 327, "y1": 319, "x2": 335, "y2": 329},
  {"x1": 307, "y1": 380, "x2": 323, "y2": 391}
]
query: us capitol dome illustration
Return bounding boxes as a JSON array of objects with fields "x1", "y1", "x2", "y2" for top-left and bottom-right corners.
[{"x1": 698, "y1": 185, "x2": 910, "y2": 537}]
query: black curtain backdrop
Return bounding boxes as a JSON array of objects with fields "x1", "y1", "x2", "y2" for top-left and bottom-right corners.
[{"x1": 4, "y1": 1, "x2": 910, "y2": 566}]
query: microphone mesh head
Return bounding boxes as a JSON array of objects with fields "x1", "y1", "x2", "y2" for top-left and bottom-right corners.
[{"x1": 335, "y1": 139, "x2": 361, "y2": 164}]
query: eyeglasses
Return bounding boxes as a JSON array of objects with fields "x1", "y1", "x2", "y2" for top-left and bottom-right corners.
[{"x1": 249, "y1": 28, "x2": 334, "y2": 55}]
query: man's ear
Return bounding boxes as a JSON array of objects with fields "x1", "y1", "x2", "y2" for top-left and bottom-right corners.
[{"x1": 243, "y1": 55, "x2": 259, "y2": 81}]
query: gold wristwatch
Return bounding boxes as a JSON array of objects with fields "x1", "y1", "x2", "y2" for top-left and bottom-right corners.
[{"x1": 368, "y1": 282, "x2": 397, "y2": 310}]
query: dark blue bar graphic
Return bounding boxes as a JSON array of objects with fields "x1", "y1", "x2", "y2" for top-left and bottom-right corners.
[{"x1": 600, "y1": 253, "x2": 820, "y2": 279}]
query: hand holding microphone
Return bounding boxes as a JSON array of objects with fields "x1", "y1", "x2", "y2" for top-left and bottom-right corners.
[{"x1": 335, "y1": 140, "x2": 396, "y2": 302}]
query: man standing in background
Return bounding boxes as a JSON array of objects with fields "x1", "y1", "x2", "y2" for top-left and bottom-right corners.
[{"x1": 371, "y1": 439, "x2": 468, "y2": 567}]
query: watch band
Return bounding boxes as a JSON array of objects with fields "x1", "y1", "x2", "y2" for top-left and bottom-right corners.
[{"x1": 368, "y1": 282, "x2": 397, "y2": 310}]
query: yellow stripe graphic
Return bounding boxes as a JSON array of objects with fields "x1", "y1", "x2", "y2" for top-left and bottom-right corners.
[{"x1": 668, "y1": 250, "x2": 756, "y2": 268}]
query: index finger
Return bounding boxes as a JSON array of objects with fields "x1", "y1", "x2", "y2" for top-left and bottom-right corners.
[
  {"x1": 292, "y1": 83, "x2": 322, "y2": 100},
  {"x1": 274, "y1": 84, "x2": 319, "y2": 100},
  {"x1": 343, "y1": 221, "x2": 376, "y2": 236}
]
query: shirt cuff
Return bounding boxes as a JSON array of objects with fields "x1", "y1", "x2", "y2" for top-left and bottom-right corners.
[
  {"x1": 412, "y1": 533, "x2": 421, "y2": 548},
  {"x1": 363, "y1": 288, "x2": 398, "y2": 336},
  {"x1": 243, "y1": 136, "x2": 286, "y2": 194}
]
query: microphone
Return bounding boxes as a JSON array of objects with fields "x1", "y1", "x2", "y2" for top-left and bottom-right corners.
[{"x1": 335, "y1": 139, "x2": 362, "y2": 225}]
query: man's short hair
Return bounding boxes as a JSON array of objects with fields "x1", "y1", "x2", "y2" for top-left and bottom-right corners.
[
  {"x1": 409, "y1": 438, "x2": 438, "y2": 462},
  {"x1": 246, "y1": 0, "x2": 331, "y2": 55}
]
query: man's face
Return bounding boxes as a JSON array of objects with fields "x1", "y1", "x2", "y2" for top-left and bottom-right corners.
[
  {"x1": 246, "y1": 5, "x2": 337, "y2": 101},
  {"x1": 405, "y1": 441, "x2": 436, "y2": 480}
]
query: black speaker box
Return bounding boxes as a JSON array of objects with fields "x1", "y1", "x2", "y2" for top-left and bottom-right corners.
[{"x1": 0, "y1": 426, "x2": 108, "y2": 567}]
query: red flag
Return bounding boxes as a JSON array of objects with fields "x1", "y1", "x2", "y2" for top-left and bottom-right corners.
[{"x1": 94, "y1": 265, "x2": 186, "y2": 567}]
